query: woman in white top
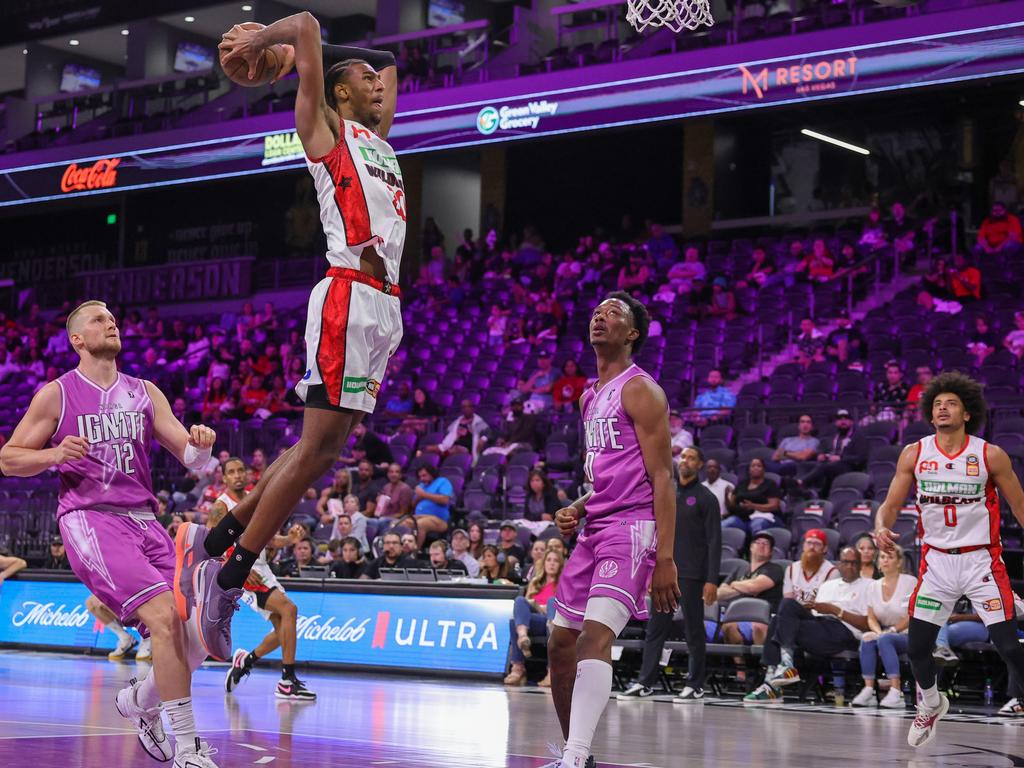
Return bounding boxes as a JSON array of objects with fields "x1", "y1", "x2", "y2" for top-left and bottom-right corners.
[{"x1": 853, "y1": 543, "x2": 917, "y2": 708}]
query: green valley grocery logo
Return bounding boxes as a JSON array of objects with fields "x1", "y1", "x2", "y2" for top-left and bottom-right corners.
[{"x1": 476, "y1": 106, "x2": 500, "y2": 135}]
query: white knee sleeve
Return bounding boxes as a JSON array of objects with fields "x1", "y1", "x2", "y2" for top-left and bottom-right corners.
[{"x1": 583, "y1": 597, "x2": 631, "y2": 636}]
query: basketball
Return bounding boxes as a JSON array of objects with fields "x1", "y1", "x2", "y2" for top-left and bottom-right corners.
[{"x1": 220, "y1": 22, "x2": 284, "y2": 87}]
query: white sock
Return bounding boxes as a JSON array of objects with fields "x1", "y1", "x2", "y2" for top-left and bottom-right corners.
[
  {"x1": 918, "y1": 683, "x2": 941, "y2": 709},
  {"x1": 134, "y1": 673, "x2": 161, "y2": 711},
  {"x1": 561, "y1": 659, "x2": 612, "y2": 767},
  {"x1": 780, "y1": 648, "x2": 794, "y2": 668},
  {"x1": 164, "y1": 697, "x2": 197, "y2": 751},
  {"x1": 107, "y1": 621, "x2": 131, "y2": 643}
]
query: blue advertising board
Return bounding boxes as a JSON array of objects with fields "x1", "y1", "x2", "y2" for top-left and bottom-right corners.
[{"x1": 0, "y1": 580, "x2": 514, "y2": 675}]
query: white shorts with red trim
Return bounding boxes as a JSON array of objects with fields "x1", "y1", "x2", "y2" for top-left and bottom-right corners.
[
  {"x1": 909, "y1": 544, "x2": 1014, "y2": 627},
  {"x1": 296, "y1": 274, "x2": 403, "y2": 413}
]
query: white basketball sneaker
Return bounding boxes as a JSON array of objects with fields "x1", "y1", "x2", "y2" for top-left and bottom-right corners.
[
  {"x1": 108, "y1": 634, "x2": 138, "y2": 661},
  {"x1": 173, "y1": 738, "x2": 220, "y2": 767},
  {"x1": 851, "y1": 686, "x2": 877, "y2": 708},
  {"x1": 135, "y1": 636, "x2": 152, "y2": 662},
  {"x1": 114, "y1": 678, "x2": 172, "y2": 762},
  {"x1": 907, "y1": 694, "x2": 949, "y2": 748},
  {"x1": 879, "y1": 687, "x2": 905, "y2": 709}
]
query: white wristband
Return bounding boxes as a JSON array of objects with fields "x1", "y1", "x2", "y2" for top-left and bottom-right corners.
[{"x1": 182, "y1": 442, "x2": 212, "y2": 470}]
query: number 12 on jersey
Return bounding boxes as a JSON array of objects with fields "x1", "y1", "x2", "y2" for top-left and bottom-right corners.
[{"x1": 112, "y1": 442, "x2": 136, "y2": 475}]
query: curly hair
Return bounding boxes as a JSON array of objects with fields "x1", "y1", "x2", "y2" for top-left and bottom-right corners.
[{"x1": 919, "y1": 370, "x2": 987, "y2": 434}]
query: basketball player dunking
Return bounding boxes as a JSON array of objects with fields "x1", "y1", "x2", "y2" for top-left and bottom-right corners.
[
  {"x1": 173, "y1": 13, "x2": 405, "y2": 659},
  {"x1": 208, "y1": 457, "x2": 314, "y2": 700},
  {"x1": 876, "y1": 371, "x2": 1024, "y2": 748},
  {"x1": 0, "y1": 301, "x2": 220, "y2": 767},
  {"x1": 548, "y1": 292, "x2": 680, "y2": 768}
]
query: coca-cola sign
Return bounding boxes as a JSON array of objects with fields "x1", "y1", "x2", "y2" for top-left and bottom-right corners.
[
  {"x1": 60, "y1": 158, "x2": 120, "y2": 193},
  {"x1": 12, "y1": 600, "x2": 91, "y2": 628}
]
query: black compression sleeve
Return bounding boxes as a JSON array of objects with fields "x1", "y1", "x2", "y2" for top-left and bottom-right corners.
[{"x1": 322, "y1": 43, "x2": 396, "y2": 72}]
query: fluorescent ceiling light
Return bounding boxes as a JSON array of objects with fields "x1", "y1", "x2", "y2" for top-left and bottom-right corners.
[
  {"x1": 121, "y1": 29, "x2": 129, "y2": 35},
  {"x1": 1019, "y1": 99, "x2": 1024, "y2": 107},
  {"x1": 242, "y1": 4, "x2": 253, "y2": 10},
  {"x1": 69, "y1": 39, "x2": 80, "y2": 46},
  {"x1": 801, "y1": 128, "x2": 870, "y2": 155},
  {"x1": 184, "y1": 16, "x2": 195, "y2": 22}
]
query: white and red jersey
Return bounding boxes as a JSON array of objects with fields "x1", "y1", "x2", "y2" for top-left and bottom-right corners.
[
  {"x1": 306, "y1": 120, "x2": 406, "y2": 285},
  {"x1": 783, "y1": 559, "x2": 838, "y2": 603},
  {"x1": 914, "y1": 434, "x2": 1000, "y2": 550}
]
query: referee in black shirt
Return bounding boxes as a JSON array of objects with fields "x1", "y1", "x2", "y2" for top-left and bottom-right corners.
[{"x1": 618, "y1": 446, "x2": 721, "y2": 701}]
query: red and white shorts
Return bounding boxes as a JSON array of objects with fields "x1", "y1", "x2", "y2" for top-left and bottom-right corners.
[
  {"x1": 910, "y1": 543, "x2": 1015, "y2": 627},
  {"x1": 296, "y1": 267, "x2": 403, "y2": 413}
]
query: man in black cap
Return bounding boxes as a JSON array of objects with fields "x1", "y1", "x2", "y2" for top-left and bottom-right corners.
[
  {"x1": 718, "y1": 531, "x2": 785, "y2": 646},
  {"x1": 498, "y1": 520, "x2": 527, "y2": 565},
  {"x1": 825, "y1": 310, "x2": 866, "y2": 367},
  {"x1": 483, "y1": 395, "x2": 540, "y2": 456},
  {"x1": 618, "y1": 446, "x2": 720, "y2": 702},
  {"x1": 798, "y1": 409, "x2": 869, "y2": 497},
  {"x1": 43, "y1": 535, "x2": 71, "y2": 570}
]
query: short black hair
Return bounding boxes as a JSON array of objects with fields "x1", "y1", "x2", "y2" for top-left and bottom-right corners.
[
  {"x1": 325, "y1": 58, "x2": 369, "y2": 109},
  {"x1": 602, "y1": 291, "x2": 650, "y2": 355},
  {"x1": 682, "y1": 446, "x2": 705, "y2": 463},
  {"x1": 919, "y1": 370, "x2": 987, "y2": 434},
  {"x1": 221, "y1": 456, "x2": 245, "y2": 472},
  {"x1": 418, "y1": 463, "x2": 440, "y2": 480}
]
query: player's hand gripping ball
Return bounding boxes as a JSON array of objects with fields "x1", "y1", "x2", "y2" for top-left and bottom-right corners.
[{"x1": 218, "y1": 22, "x2": 287, "y2": 87}]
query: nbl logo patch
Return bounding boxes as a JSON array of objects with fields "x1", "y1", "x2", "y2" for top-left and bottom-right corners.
[
  {"x1": 597, "y1": 560, "x2": 619, "y2": 579},
  {"x1": 965, "y1": 454, "x2": 980, "y2": 477},
  {"x1": 983, "y1": 598, "x2": 1003, "y2": 612}
]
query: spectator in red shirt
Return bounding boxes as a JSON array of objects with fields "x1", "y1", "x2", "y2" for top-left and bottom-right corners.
[
  {"x1": 948, "y1": 253, "x2": 981, "y2": 300},
  {"x1": 796, "y1": 239, "x2": 835, "y2": 283},
  {"x1": 976, "y1": 202, "x2": 1022, "y2": 256},
  {"x1": 552, "y1": 359, "x2": 588, "y2": 412},
  {"x1": 240, "y1": 373, "x2": 271, "y2": 416},
  {"x1": 905, "y1": 365, "x2": 933, "y2": 418}
]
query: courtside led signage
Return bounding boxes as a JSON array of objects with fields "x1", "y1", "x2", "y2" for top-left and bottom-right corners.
[{"x1": 475, "y1": 101, "x2": 559, "y2": 135}]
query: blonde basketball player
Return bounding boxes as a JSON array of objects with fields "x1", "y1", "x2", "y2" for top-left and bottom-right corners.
[
  {"x1": 172, "y1": 13, "x2": 404, "y2": 660},
  {"x1": 876, "y1": 371, "x2": 1024, "y2": 748}
]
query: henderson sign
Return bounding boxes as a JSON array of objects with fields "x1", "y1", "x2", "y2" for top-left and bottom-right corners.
[
  {"x1": 0, "y1": 579, "x2": 515, "y2": 676},
  {"x1": 0, "y1": 20, "x2": 1021, "y2": 207}
]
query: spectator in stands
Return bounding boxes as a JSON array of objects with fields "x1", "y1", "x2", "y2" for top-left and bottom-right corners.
[
  {"x1": 976, "y1": 201, "x2": 1022, "y2": 257},
  {"x1": 377, "y1": 463, "x2": 414, "y2": 521},
  {"x1": 497, "y1": 520, "x2": 527, "y2": 563},
  {"x1": 329, "y1": 537, "x2": 365, "y2": 579},
  {"x1": 449, "y1": 528, "x2": 482, "y2": 577},
  {"x1": 767, "y1": 414, "x2": 819, "y2": 478},
  {"x1": 400, "y1": 386, "x2": 441, "y2": 434},
  {"x1": 380, "y1": 382, "x2": 414, "y2": 424},
  {"x1": 240, "y1": 373, "x2": 271, "y2": 417},
  {"x1": 669, "y1": 410, "x2": 694, "y2": 457},
  {"x1": 692, "y1": 368, "x2": 736, "y2": 425},
  {"x1": 400, "y1": 532, "x2": 424, "y2": 563},
  {"x1": 887, "y1": 201, "x2": 917, "y2": 265},
  {"x1": 745, "y1": 545, "x2": 869, "y2": 703},
  {"x1": 316, "y1": 469, "x2": 351, "y2": 516},
  {"x1": 523, "y1": 470, "x2": 564, "y2": 522},
  {"x1": 825, "y1": 310, "x2": 866, "y2": 367},
  {"x1": 0, "y1": 552, "x2": 28, "y2": 582},
  {"x1": 351, "y1": 460, "x2": 384, "y2": 515},
  {"x1": 1004, "y1": 311, "x2": 1024, "y2": 360},
  {"x1": 428, "y1": 540, "x2": 468, "y2": 575},
  {"x1": 346, "y1": 423, "x2": 394, "y2": 467},
  {"x1": 702, "y1": 458, "x2": 734, "y2": 519},
  {"x1": 330, "y1": 500, "x2": 370, "y2": 553},
  {"x1": 921, "y1": 257, "x2": 952, "y2": 302},
  {"x1": 852, "y1": 532, "x2": 881, "y2": 581},
  {"x1": 617, "y1": 252, "x2": 651, "y2": 293},
  {"x1": 931, "y1": 598, "x2": 988, "y2": 663},
  {"x1": 853, "y1": 544, "x2": 915, "y2": 708},
  {"x1": 859, "y1": 208, "x2": 889, "y2": 252},
  {"x1": 517, "y1": 352, "x2": 557, "y2": 411},
  {"x1": 524, "y1": 539, "x2": 548, "y2": 581},
  {"x1": 433, "y1": 399, "x2": 489, "y2": 462},
  {"x1": 872, "y1": 360, "x2": 909, "y2": 421},
  {"x1": 797, "y1": 409, "x2": 868, "y2": 496},
  {"x1": 718, "y1": 531, "x2": 784, "y2": 649},
  {"x1": 725, "y1": 458, "x2": 782, "y2": 535},
  {"x1": 487, "y1": 304, "x2": 510, "y2": 348},
  {"x1": 361, "y1": 532, "x2": 417, "y2": 579},
  {"x1": 505, "y1": 548, "x2": 565, "y2": 686},
  {"x1": 552, "y1": 359, "x2": 588, "y2": 413},
  {"x1": 0, "y1": 349, "x2": 18, "y2": 384},
  {"x1": 967, "y1": 316, "x2": 997, "y2": 367},
  {"x1": 795, "y1": 239, "x2": 835, "y2": 283},
  {"x1": 43, "y1": 535, "x2": 71, "y2": 570},
  {"x1": 906, "y1": 365, "x2": 934, "y2": 413},
  {"x1": 646, "y1": 222, "x2": 678, "y2": 271},
  {"x1": 949, "y1": 253, "x2": 981, "y2": 301},
  {"x1": 741, "y1": 247, "x2": 775, "y2": 289},
  {"x1": 250, "y1": 448, "x2": 267, "y2": 482},
  {"x1": 795, "y1": 317, "x2": 825, "y2": 366},
  {"x1": 484, "y1": 396, "x2": 539, "y2": 457},
  {"x1": 141, "y1": 306, "x2": 163, "y2": 340},
  {"x1": 479, "y1": 544, "x2": 521, "y2": 585},
  {"x1": 667, "y1": 246, "x2": 706, "y2": 294},
  {"x1": 467, "y1": 522, "x2": 486, "y2": 561},
  {"x1": 412, "y1": 464, "x2": 452, "y2": 547},
  {"x1": 705, "y1": 277, "x2": 737, "y2": 320}
]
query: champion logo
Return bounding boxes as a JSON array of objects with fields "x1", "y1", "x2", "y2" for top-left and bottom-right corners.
[{"x1": 598, "y1": 560, "x2": 619, "y2": 579}]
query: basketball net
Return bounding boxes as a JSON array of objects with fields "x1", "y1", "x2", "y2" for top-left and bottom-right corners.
[{"x1": 626, "y1": 0, "x2": 714, "y2": 33}]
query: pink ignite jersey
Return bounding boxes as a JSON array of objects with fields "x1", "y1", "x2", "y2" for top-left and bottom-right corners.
[
  {"x1": 306, "y1": 119, "x2": 406, "y2": 285},
  {"x1": 914, "y1": 434, "x2": 1000, "y2": 549},
  {"x1": 52, "y1": 369, "x2": 157, "y2": 518},
  {"x1": 580, "y1": 364, "x2": 662, "y2": 528}
]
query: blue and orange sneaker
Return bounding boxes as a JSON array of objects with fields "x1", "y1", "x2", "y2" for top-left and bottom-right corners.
[{"x1": 173, "y1": 522, "x2": 210, "y2": 621}]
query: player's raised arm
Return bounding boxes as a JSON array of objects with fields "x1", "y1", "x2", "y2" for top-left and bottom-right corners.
[
  {"x1": 874, "y1": 442, "x2": 919, "y2": 551},
  {"x1": 985, "y1": 444, "x2": 1024, "y2": 527},
  {"x1": 143, "y1": 381, "x2": 216, "y2": 471},
  {"x1": 220, "y1": 13, "x2": 337, "y2": 159},
  {"x1": 622, "y1": 376, "x2": 680, "y2": 614},
  {"x1": 0, "y1": 382, "x2": 87, "y2": 477}
]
